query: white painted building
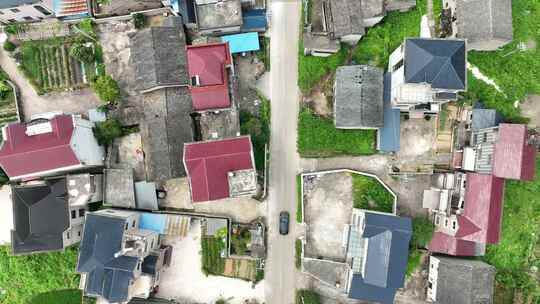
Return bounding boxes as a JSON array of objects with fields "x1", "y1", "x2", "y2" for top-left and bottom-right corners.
[{"x1": 0, "y1": 0, "x2": 53, "y2": 24}]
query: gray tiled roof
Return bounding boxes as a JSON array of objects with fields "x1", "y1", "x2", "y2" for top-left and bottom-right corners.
[
  {"x1": 141, "y1": 87, "x2": 194, "y2": 181},
  {"x1": 471, "y1": 108, "x2": 503, "y2": 130},
  {"x1": 334, "y1": 65, "x2": 384, "y2": 128},
  {"x1": 77, "y1": 213, "x2": 138, "y2": 303},
  {"x1": 455, "y1": 0, "x2": 512, "y2": 47},
  {"x1": 131, "y1": 25, "x2": 189, "y2": 92},
  {"x1": 404, "y1": 38, "x2": 466, "y2": 90},
  {"x1": 433, "y1": 256, "x2": 495, "y2": 304},
  {"x1": 348, "y1": 212, "x2": 412, "y2": 304},
  {"x1": 328, "y1": 0, "x2": 365, "y2": 38},
  {"x1": 11, "y1": 179, "x2": 69, "y2": 255}
]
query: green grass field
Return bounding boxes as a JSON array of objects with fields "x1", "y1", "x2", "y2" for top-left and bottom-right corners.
[
  {"x1": 201, "y1": 236, "x2": 226, "y2": 276},
  {"x1": 351, "y1": 173, "x2": 394, "y2": 213},
  {"x1": 297, "y1": 108, "x2": 375, "y2": 157},
  {"x1": 482, "y1": 155, "x2": 540, "y2": 301},
  {"x1": 0, "y1": 246, "x2": 80, "y2": 304}
]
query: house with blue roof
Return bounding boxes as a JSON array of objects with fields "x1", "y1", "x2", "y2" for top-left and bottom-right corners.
[
  {"x1": 77, "y1": 209, "x2": 172, "y2": 303},
  {"x1": 388, "y1": 38, "x2": 467, "y2": 114},
  {"x1": 241, "y1": 9, "x2": 267, "y2": 32},
  {"x1": 378, "y1": 73, "x2": 401, "y2": 152},
  {"x1": 346, "y1": 210, "x2": 412, "y2": 303}
]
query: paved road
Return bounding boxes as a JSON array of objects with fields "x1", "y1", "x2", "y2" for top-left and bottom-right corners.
[{"x1": 265, "y1": 1, "x2": 301, "y2": 304}]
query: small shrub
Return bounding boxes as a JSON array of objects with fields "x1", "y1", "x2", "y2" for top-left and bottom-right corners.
[
  {"x1": 4, "y1": 24, "x2": 19, "y2": 35},
  {"x1": 69, "y1": 43, "x2": 95, "y2": 63},
  {"x1": 0, "y1": 81, "x2": 11, "y2": 100},
  {"x1": 93, "y1": 119, "x2": 123, "y2": 145},
  {"x1": 3, "y1": 41, "x2": 16, "y2": 52},
  {"x1": 92, "y1": 74, "x2": 120, "y2": 104},
  {"x1": 133, "y1": 13, "x2": 146, "y2": 29}
]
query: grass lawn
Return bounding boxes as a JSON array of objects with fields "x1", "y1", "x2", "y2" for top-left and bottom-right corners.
[
  {"x1": 201, "y1": 236, "x2": 226, "y2": 276},
  {"x1": 298, "y1": 108, "x2": 375, "y2": 157},
  {"x1": 295, "y1": 239, "x2": 302, "y2": 269},
  {"x1": 351, "y1": 173, "x2": 393, "y2": 213},
  {"x1": 240, "y1": 94, "x2": 270, "y2": 172},
  {"x1": 482, "y1": 155, "x2": 540, "y2": 301},
  {"x1": 0, "y1": 246, "x2": 80, "y2": 304},
  {"x1": 28, "y1": 289, "x2": 82, "y2": 304},
  {"x1": 298, "y1": 44, "x2": 349, "y2": 93},
  {"x1": 296, "y1": 289, "x2": 321, "y2": 304},
  {"x1": 464, "y1": 0, "x2": 540, "y2": 121}
]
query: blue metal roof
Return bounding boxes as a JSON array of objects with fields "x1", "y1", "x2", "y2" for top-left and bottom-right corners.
[
  {"x1": 139, "y1": 213, "x2": 167, "y2": 234},
  {"x1": 221, "y1": 32, "x2": 260, "y2": 54},
  {"x1": 378, "y1": 73, "x2": 401, "y2": 152},
  {"x1": 348, "y1": 213, "x2": 412, "y2": 304},
  {"x1": 241, "y1": 9, "x2": 267, "y2": 32}
]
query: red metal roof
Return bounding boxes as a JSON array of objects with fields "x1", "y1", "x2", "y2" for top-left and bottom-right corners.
[
  {"x1": 428, "y1": 232, "x2": 477, "y2": 256},
  {"x1": 184, "y1": 136, "x2": 254, "y2": 202},
  {"x1": 186, "y1": 43, "x2": 232, "y2": 111},
  {"x1": 456, "y1": 173, "x2": 505, "y2": 244},
  {"x1": 56, "y1": 0, "x2": 89, "y2": 17},
  {"x1": 0, "y1": 115, "x2": 79, "y2": 178},
  {"x1": 493, "y1": 124, "x2": 536, "y2": 181}
]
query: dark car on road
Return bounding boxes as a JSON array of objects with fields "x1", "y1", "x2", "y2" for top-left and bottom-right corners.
[{"x1": 279, "y1": 211, "x2": 289, "y2": 235}]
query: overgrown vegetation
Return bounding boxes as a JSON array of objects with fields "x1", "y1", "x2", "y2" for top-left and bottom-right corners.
[
  {"x1": 93, "y1": 118, "x2": 123, "y2": 145},
  {"x1": 298, "y1": 108, "x2": 375, "y2": 157},
  {"x1": 0, "y1": 246, "x2": 80, "y2": 304},
  {"x1": 3, "y1": 41, "x2": 16, "y2": 52},
  {"x1": 256, "y1": 37, "x2": 271, "y2": 71},
  {"x1": 296, "y1": 175, "x2": 303, "y2": 223},
  {"x1": 230, "y1": 227, "x2": 251, "y2": 256},
  {"x1": 296, "y1": 289, "x2": 321, "y2": 304},
  {"x1": 201, "y1": 235, "x2": 226, "y2": 276},
  {"x1": 463, "y1": 0, "x2": 540, "y2": 121},
  {"x1": 483, "y1": 155, "x2": 540, "y2": 301},
  {"x1": 240, "y1": 93, "x2": 270, "y2": 172},
  {"x1": 351, "y1": 173, "x2": 394, "y2": 212},
  {"x1": 298, "y1": 44, "x2": 349, "y2": 93},
  {"x1": 92, "y1": 74, "x2": 121, "y2": 104},
  {"x1": 0, "y1": 68, "x2": 19, "y2": 128},
  {"x1": 406, "y1": 217, "x2": 434, "y2": 277},
  {"x1": 133, "y1": 13, "x2": 146, "y2": 29},
  {"x1": 295, "y1": 239, "x2": 302, "y2": 269}
]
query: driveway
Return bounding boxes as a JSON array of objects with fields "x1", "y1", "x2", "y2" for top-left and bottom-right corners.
[
  {"x1": 156, "y1": 220, "x2": 265, "y2": 304},
  {"x1": 0, "y1": 48, "x2": 101, "y2": 121},
  {"x1": 265, "y1": 1, "x2": 302, "y2": 304},
  {"x1": 0, "y1": 185, "x2": 13, "y2": 245}
]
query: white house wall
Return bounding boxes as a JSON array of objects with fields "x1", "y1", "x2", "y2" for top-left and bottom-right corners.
[{"x1": 0, "y1": 1, "x2": 53, "y2": 23}]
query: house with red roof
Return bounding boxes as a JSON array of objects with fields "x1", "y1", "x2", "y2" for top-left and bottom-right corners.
[
  {"x1": 183, "y1": 136, "x2": 257, "y2": 202},
  {"x1": 186, "y1": 42, "x2": 234, "y2": 112},
  {"x1": 459, "y1": 123, "x2": 536, "y2": 181},
  {"x1": 423, "y1": 172, "x2": 505, "y2": 256},
  {"x1": 0, "y1": 114, "x2": 104, "y2": 181}
]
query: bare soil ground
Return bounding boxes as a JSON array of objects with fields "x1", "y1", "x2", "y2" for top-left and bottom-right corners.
[{"x1": 521, "y1": 95, "x2": 540, "y2": 129}]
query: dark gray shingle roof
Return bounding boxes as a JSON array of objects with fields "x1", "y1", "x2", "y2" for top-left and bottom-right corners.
[
  {"x1": 141, "y1": 87, "x2": 194, "y2": 181},
  {"x1": 471, "y1": 108, "x2": 503, "y2": 131},
  {"x1": 131, "y1": 25, "x2": 188, "y2": 92},
  {"x1": 434, "y1": 256, "x2": 495, "y2": 304},
  {"x1": 11, "y1": 179, "x2": 69, "y2": 255},
  {"x1": 348, "y1": 213, "x2": 412, "y2": 304},
  {"x1": 77, "y1": 213, "x2": 138, "y2": 303},
  {"x1": 455, "y1": 0, "x2": 512, "y2": 47},
  {"x1": 404, "y1": 38, "x2": 466, "y2": 90},
  {"x1": 334, "y1": 65, "x2": 384, "y2": 128}
]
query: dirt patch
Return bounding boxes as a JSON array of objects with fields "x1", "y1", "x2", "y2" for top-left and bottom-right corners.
[
  {"x1": 303, "y1": 74, "x2": 334, "y2": 117},
  {"x1": 303, "y1": 172, "x2": 353, "y2": 261},
  {"x1": 237, "y1": 54, "x2": 266, "y2": 115},
  {"x1": 521, "y1": 95, "x2": 540, "y2": 129}
]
